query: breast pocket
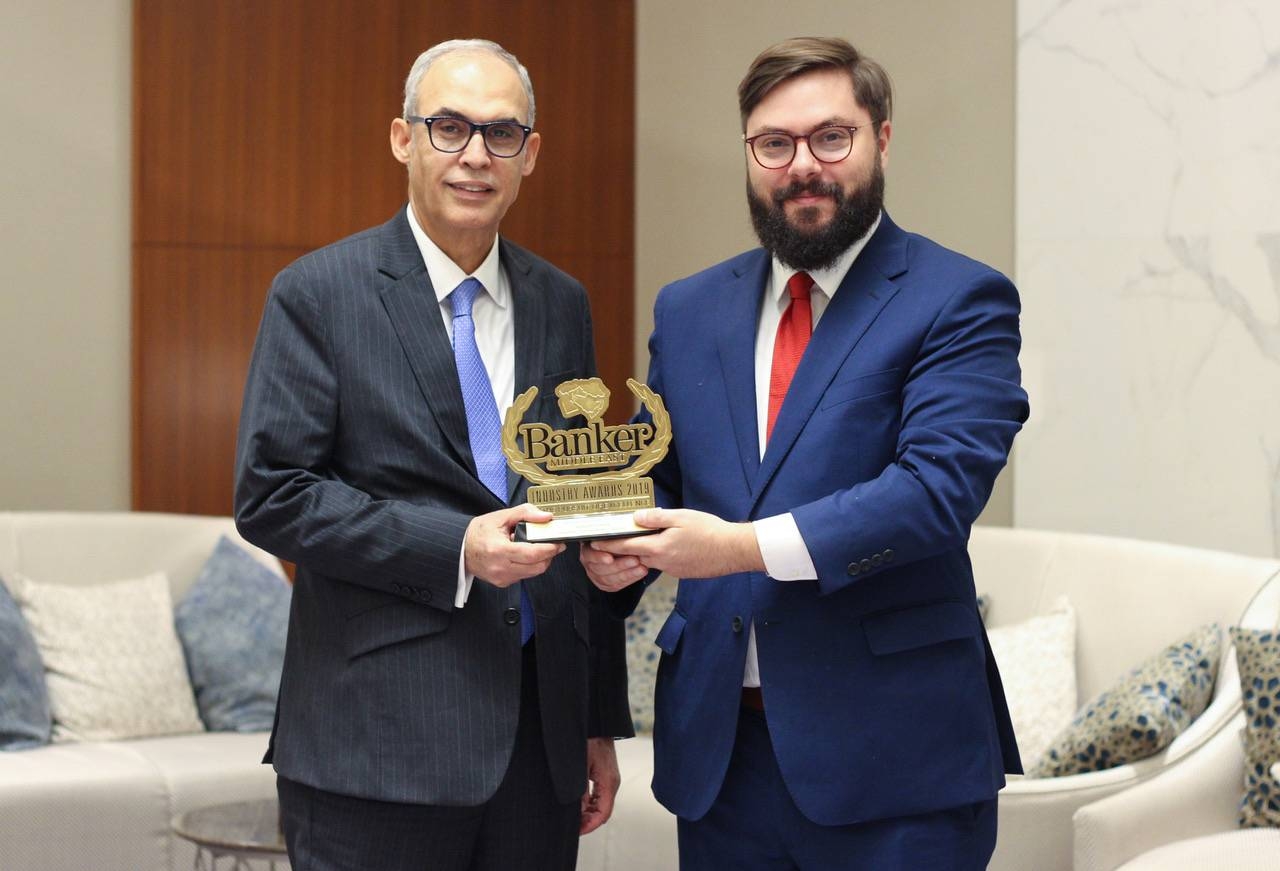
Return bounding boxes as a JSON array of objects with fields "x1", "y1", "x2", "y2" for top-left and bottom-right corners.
[{"x1": 820, "y1": 367, "x2": 904, "y2": 410}]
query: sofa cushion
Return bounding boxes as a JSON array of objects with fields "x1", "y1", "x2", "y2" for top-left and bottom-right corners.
[
  {"x1": 122, "y1": 731, "x2": 276, "y2": 813},
  {"x1": 987, "y1": 596, "x2": 1077, "y2": 765},
  {"x1": 1115, "y1": 829, "x2": 1280, "y2": 870},
  {"x1": 0, "y1": 577, "x2": 51, "y2": 750},
  {"x1": 0, "y1": 740, "x2": 172, "y2": 871},
  {"x1": 175, "y1": 537, "x2": 290, "y2": 732},
  {"x1": 626, "y1": 576, "x2": 677, "y2": 733},
  {"x1": 10, "y1": 571, "x2": 204, "y2": 741},
  {"x1": 1032, "y1": 623, "x2": 1220, "y2": 777},
  {"x1": 1231, "y1": 626, "x2": 1280, "y2": 828}
]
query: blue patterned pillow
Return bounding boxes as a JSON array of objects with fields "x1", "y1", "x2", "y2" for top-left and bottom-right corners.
[
  {"x1": 1031, "y1": 623, "x2": 1220, "y2": 776},
  {"x1": 0, "y1": 576, "x2": 52, "y2": 750},
  {"x1": 175, "y1": 537, "x2": 290, "y2": 732},
  {"x1": 625, "y1": 576, "x2": 677, "y2": 733},
  {"x1": 1231, "y1": 627, "x2": 1280, "y2": 828}
]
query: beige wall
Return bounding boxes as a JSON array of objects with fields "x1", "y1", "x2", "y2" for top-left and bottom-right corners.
[
  {"x1": 636, "y1": 1, "x2": 1017, "y2": 523},
  {"x1": 1, "y1": 0, "x2": 131, "y2": 509},
  {"x1": 0, "y1": 2, "x2": 1016, "y2": 523}
]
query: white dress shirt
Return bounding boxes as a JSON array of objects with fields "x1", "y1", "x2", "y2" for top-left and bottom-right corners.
[
  {"x1": 405, "y1": 205, "x2": 514, "y2": 607},
  {"x1": 742, "y1": 214, "x2": 881, "y2": 687}
]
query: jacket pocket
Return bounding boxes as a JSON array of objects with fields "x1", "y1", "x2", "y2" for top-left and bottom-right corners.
[
  {"x1": 820, "y1": 367, "x2": 904, "y2": 410},
  {"x1": 654, "y1": 608, "x2": 687, "y2": 655},
  {"x1": 344, "y1": 600, "x2": 451, "y2": 661},
  {"x1": 862, "y1": 600, "x2": 978, "y2": 656}
]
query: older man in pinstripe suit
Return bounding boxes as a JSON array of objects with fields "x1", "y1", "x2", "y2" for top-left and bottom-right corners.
[{"x1": 234, "y1": 39, "x2": 632, "y2": 871}]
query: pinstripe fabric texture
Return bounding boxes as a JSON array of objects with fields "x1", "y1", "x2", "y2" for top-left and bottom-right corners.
[
  {"x1": 277, "y1": 645, "x2": 579, "y2": 871},
  {"x1": 234, "y1": 209, "x2": 633, "y2": 809}
]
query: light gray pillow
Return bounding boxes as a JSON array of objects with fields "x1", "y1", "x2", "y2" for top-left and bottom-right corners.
[
  {"x1": 11, "y1": 571, "x2": 204, "y2": 742},
  {"x1": 988, "y1": 596, "x2": 1077, "y2": 766},
  {"x1": 1032, "y1": 623, "x2": 1220, "y2": 777},
  {"x1": 0, "y1": 577, "x2": 51, "y2": 750},
  {"x1": 175, "y1": 537, "x2": 289, "y2": 732}
]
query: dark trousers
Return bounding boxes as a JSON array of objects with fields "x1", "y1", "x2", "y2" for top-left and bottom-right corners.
[
  {"x1": 278, "y1": 642, "x2": 579, "y2": 871},
  {"x1": 677, "y1": 705, "x2": 997, "y2": 871}
]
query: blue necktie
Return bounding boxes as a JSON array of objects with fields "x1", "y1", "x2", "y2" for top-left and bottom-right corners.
[{"x1": 450, "y1": 277, "x2": 534, "y2": 645}]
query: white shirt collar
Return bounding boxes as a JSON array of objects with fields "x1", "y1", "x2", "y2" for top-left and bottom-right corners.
[
  {"x1": 768, "y1": 212, "x2": 882, "y2": 305},
  {"x1": 406, "y1": 205, "x2": 507, "y2": 308}
]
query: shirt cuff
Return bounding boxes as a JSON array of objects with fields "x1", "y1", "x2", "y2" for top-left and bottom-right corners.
[
  {"x1": 753, "y1": 513, "x2": 817, "y2": 581},
  {"x1": 455, "y1": 549, "x2": 474, "y2": 608}
]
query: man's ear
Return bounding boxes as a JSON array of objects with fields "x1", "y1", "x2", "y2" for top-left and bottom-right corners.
[
  {"x1": 390, "y1": 117, "x2": 412, "y2": 165},
  {"x1": 520, "y1": 131, "x2": 541, "y2": 177},
  {"x1": 876, "y1": 119, "x2": 891, "y2": 169}
]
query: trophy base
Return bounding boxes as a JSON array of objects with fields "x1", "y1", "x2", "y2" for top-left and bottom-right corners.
[{"x1": 516, "y1": 512, "x2": 662, "y2": 544}]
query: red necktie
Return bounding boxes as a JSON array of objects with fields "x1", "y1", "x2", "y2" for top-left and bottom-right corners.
[{"x1": 767, "y1": 271, "x2": 814, "y2": 441}]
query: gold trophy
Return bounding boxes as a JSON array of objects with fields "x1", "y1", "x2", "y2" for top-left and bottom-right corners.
[{"x1": 502, "y1": 377, "x2": 671, "y2": 542}]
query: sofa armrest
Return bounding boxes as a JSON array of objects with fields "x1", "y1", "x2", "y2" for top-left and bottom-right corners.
[
  {"x1": 992, "y1": 763, "x2": 1158, "y2": 871},
  {"x1": 1071, "y1": 711, "x2": 1245, "y2": 871}
]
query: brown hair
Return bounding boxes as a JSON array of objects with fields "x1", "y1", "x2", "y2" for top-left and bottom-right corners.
[{"x1": 738, "y1": 37, "x2": 893, "y2": 131}]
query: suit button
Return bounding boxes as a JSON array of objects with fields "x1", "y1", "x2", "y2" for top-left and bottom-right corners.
[
  {"x1": 883, "y1": 549, "x2": 895, "y2": 563},
  {"x1": 503, "y1": 607, "x2": 520, "y2": 626},
  {"x1": 847, "y1": 562, "x2": 861, "y2": 576},
  {"x1": 731, "y1": 616, "x2": 744, "y2": 633},
  {"x1": 860, "y1": 558, "x2": 873, "y2": 573},
  {"x1": 419, "y1": 589, "x2": 432, "y2": 602},
  {"x1": 871, "y1": 554, "x2": 883, "y2": 568}
]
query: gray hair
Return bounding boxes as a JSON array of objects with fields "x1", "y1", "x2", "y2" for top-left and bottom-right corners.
[{"x1": 402, "y1": 39, "x2": 536, "y2": 128}]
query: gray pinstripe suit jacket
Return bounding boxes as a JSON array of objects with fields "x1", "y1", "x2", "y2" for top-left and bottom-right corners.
[{"x1": 234, "y1": 209, "x2": 632, "y2": 806}]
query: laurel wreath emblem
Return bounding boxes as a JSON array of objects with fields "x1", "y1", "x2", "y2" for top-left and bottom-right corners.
[{"x1": 501, "y1": 378, "x2": 671, "y2": 485}]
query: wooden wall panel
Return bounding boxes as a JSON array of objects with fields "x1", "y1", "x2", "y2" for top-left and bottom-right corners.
[{"x1": 134, "y1": 1, "x2": 635, "y2": 515}]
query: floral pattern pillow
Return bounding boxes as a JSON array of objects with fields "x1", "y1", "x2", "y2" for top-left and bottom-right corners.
[
  {"x1": 1031, "y1": 623, "x2": 1220, "y2": 777},
  {"x1": 1231, "y1": 627, "x2": 1280, "y2": 828},
  {"x1": 625, "y1": 576, "x2": 677, "y2": 734}
]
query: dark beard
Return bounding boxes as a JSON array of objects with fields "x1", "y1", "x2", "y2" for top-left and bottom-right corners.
[{"x1": 747, "y1": 159, "x2": 884, "y2": 272}]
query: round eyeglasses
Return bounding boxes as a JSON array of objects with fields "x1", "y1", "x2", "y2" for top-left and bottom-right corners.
[
  {"x1": 743, "y1": 124, "x2": 869, "y2": 170},
  {"x1": 406, "y1": 115, "x2": 532, "y2": 159}
]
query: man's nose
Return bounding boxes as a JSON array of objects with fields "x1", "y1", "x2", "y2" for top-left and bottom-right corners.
[
  {"x1": 788, "y1": 137, "x2": 820, "y2": 179},
  {"x1": 459, "y1": 130, "x2": 492, "y2": 166}
]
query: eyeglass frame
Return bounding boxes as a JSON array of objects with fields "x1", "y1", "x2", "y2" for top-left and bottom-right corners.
[
  {"x1": 742, "y1": 123, "x2": 876, "y2": 170},
  {"x1": 405, "y1": 114, "x2": 534, "y2": 158}
]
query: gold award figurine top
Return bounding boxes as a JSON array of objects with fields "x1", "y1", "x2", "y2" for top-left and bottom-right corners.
[{"x1": 502, "y1": 377, "x2": 671, "y2": 542}]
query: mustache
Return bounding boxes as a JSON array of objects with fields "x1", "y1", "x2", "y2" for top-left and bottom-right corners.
[{"x1": 771, "y1": 180, "x2": 843, "y2": 206}]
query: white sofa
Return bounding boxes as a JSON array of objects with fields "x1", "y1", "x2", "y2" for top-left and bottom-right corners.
[
  {"x1": 1073, "y1": 558, "x2": 1280, "y2": 870},
  {"x1": 1074, "y1": 708, "x2": 1280, "y2": 870},
  {"x1": 580, "y1": 527, "x2": 1280, "y2": 871},
  {"x1": 0, "y1": 512, "x2": 281, "y2": 871},
  {"x1": 6, "y1": 516, "x2": 1275, "y2": 871}
]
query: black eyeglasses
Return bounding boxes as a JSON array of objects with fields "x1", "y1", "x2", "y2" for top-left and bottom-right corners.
[
  {"x1": 743, "y1": 124, "x2": 870, "y2": 170},
  {"x1": 406, "y1": 115, "x2": 533, "y2": 158}
]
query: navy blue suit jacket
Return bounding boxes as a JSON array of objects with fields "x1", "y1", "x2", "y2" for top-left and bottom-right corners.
[{"x1": 637, "y1": 214, "x2": 1028, "y2": 826}]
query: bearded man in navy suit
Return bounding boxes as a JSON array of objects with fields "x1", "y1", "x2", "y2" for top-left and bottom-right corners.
[
  {"x1": 236, "y1": 39, "x2": 631, "y2": 871},
  {"x1": 583, "y1": 37, "x2": 1029, "y2": 871}
]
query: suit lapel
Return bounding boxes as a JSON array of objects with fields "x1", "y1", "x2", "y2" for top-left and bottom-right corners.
[
  {"x1": 374, "y1": 211, "x2": 487, "y2": 494},
  {"x1": 505, "y1": 241, "x2": 546, "y2": 502},
  {"x1": 717, "y1": 252, "x2": 770, "y2": 494},
  {"x1": 751, "y1": 216, "x2": 909, "y2": 510}
]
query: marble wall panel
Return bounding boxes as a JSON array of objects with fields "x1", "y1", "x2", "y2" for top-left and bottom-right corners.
[{"x1": 1016, "y1": 0, "x2": 1280, "y2": 556}]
